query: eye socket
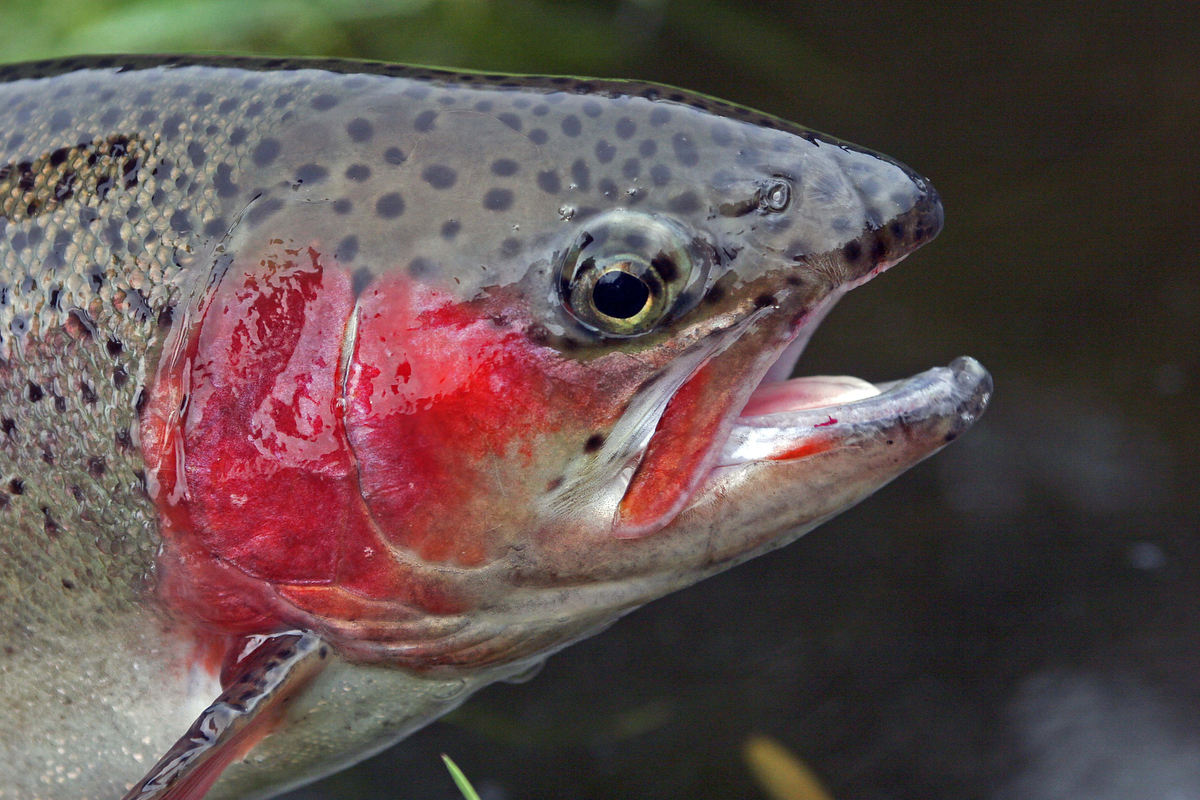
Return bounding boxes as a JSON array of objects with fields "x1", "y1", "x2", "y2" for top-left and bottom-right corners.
[
  {"x1": 760, "y1": 179, "x2": 791, "y2": 212},
  {"x1": 559, "y1": 210, "x2": 703, "y2": 337}
]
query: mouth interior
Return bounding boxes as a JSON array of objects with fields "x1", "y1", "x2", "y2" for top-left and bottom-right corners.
[{"x1": 734, "y1": 292, "x2": 882, "y2": 424}]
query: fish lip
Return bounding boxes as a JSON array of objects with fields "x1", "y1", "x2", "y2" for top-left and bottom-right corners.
[{"x1": 717, "y1": 356, "x2": 993, "y2": 467}]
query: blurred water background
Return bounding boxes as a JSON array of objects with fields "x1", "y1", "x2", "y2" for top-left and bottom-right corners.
[{"x1": 2, "y1": 1, "x2": 1196, "y2": 797}]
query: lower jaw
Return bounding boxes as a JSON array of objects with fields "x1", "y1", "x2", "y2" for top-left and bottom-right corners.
[{"x1": 717, "y1": 356, "x2": 993, "y2": 466}]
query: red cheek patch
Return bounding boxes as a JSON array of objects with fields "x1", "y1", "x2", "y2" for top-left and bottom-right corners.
[{"x1": 345, "y1": 274, "x2": 582, "y2": 567}]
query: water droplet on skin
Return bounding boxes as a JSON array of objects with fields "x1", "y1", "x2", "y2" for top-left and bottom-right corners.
[{"x1": 431, "y1": 678, "x2": 466, "y2": 700}]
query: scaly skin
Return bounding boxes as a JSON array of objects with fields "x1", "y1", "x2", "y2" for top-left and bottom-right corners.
[{"x1": 0, "y1": 56, "x2": 987, "y2": 799}]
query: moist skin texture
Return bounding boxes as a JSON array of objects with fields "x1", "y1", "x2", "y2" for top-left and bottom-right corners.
[{"x1": 0, "y1": 56, "x2": 973, "y2": 800}]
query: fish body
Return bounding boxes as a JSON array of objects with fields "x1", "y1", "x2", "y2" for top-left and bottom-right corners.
[{"x1": 0, "y1": 56, "x2": 989, "y2": 799}]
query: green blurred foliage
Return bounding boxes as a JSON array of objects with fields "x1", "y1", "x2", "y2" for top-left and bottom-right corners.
[
  {"x1": 0, "y1": 0, "x2": 655, "y2": 70},
  {"x1": 0, "y1": 0, "x2": 855, "y2": 116}
]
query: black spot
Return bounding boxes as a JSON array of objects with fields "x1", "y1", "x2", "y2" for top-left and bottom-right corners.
[
  {"x1": 211, "y1": 163, "x2": 239, "y2": 199},
  {"x1": 561, "y1": 115, "x2": 582, "y2": 137},
  {"x1": 711, "y1": 123, "x2": 733, "y2": 146},
  {"x1": 500, "y1": 237, "x2": 521, "y2": 257},
  {"x1": 890, "y1": 220, "x2": 905, "y2": 239},
  {"x1": 61, "y1": 578, "x2": 75, "y2": 590},
  {"x1": 649, "y1": 107, "x2": 671, "y2": 126},
  {"x1": 115, "y1": 427, "x2": 133, "y2": 453},
  {"x1": 87, "y1": 456, "x2": 106, "y2": 479},
  {"x1": 584, "y1": 433, "x2": 605, "y2": 452},
  {"x1": 408, "y1": 257, "x2": 435, "y2": 277},
  {"x1": 483, "y1": 188, "x2": 514, "y2": 211},
  {"x1": 649, "y1": 164, "x2": 671, "y2": 186},
  {"x1": 203, "y1": 217, "x2": 228, "y2": 237},
  {"x1": 311, "y1": 94, "x2": 338, "y2": 110},
  {"x1": 536, "y1": 170, "x2": 560, "y2": 194},
  {"x1": 672, "y1": 132, "x2": 699, "y2": 166},
  {"x1": 871, "y1": 235, "x2": 889, "y2": 260},
  {"x1": 491, "y1": 158, "x2": 519, "y2": 176},
  {"x1": 338, "y1": 235, "x2": 359, "y2": 263},
  {"x1": 161, "y1": 113, "x2": 185, "y2": 140},
  {"x1": 545, "y1": 476, "x2": 563, "y2": 492},
  {"x1": 414, "y1": 110, "x2": 437, "y2": 132},
  {"x1": 246, "y1": 197, "x2": 284, "y2": 227},
  {"x1": 705, "y1": 283, "x2": 726, "y2": 304},
  {"x1": 595, "y1": 139, "x2": 616, "y2": 164},
  {"x1": 622, "y1": 158, "x2": 640, "y2": 179},
  {"x1": 638, "y1": 139, "x2": 657, "y2": 158},
  {"x1": 229, "y1": 127, "x2": 248, "y2": 146},
  {"x1": 945, "y1": 431, "x2": 958, "y2": 442},
  {"x1": 754, "y1": 293, "x2": 777, "y2": 309},
  {"x1": 598, "y1": 177, "x2": 617, "y2": 197},
  {"x1": 441, "y1": 219, "x2": 460, "y2": 239},
  {"x1": 48, "y1": 108, "x2": 72, "y2": 132},
  {"x1": 158, "y1": 305, "x2": 175, "y2": 328},
  {"x1": 497, "y1": 112, "x2": 521, "y2": 131},
  {"x1": 41, "y1": 447, "x2": 54, "y2": 465},
  {"x1": 113, "y1": 366, "x2": 128, "y2": 388},
  {"x1": 170, "y1": 209, "x2": 190, "y2": 233},
  {"x1": 80, "y1": 383, "x2": 97, "y2": 404},
  {"x1": 346, "y1": 117, "x2": 373, "y2": 142},
  {"x1": 651, "y1": 254, "x2": 678, "y2": 282},
  {"x1": 332, "y1": 198, "x2": 352, "y2": 215},
  {"x1": 26, "y1": 382, "x2": 42, "y2": 402},
  {"x1": 384, "y1": 147, "x2": 407, "y2": 165},
  {"x1": 422, "y1": 164, "x2": 457, "y2": 189},
  {"x1": 7, "y1": 478, "x2": 23, "y2": 495},
  {"x1": 0, "y1": 418, "x2": 13, "y2": 437},
  {"x1": 570, "y1": 159, "x2": 591, "y2": 192},
  {"x1": 252, "y1": 138, "x2": 281, "y2": 167},
  {"x1": 345, "y1": 164, "x2": 370, "y2": 182},
  {"x1": 528, "y1": 129, "x2": 549, "y2": 145},
  {"x1": 273, "y1": 92, "x2": 295, "y2": 108},
  {"x1": 135, "y1": 388, "x2": 147, "y2": 416},
  {"x1": 375, "y1": 192, "x2": 405, "y2": 219},
  {"x1": 842, "y1": 240, "x2": 862, "y2": 262},
  {"x1": 294, "y1": 163, "x2": 328, "y2": 184},
  {"x1": 53, "y1": 395, "x2": 66, "y2": 413},
  {"x1": 667, "y1": 191, "x2": 701, "y2": 214},
  {"x1": 218, "y1": 98, "x2": 240, "y2": 115},
  {"x1": 187, "y1": 141, "x2": 207, "y2": 168},
  {"x1": 615, "y1": 117, "x2": 636, "y2": 140},
  {"x1": 106, "y1": 338, "x2": 123, "y2": 357},
  {"x1": 582, "y1": 100, "x2": 603, "y2": 118},
  {"x1": 351, "y1": 267, "x2": 373, "y2": 296},
  {"x1": 43, "y1": 509, "x2": 59, "y2": 538},
  {"x1": 474, "y1": 100, "x2": 494, "y2": 112}
]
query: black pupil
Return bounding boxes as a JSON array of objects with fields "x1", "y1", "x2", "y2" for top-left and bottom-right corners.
[{"x1": 592, "y1": 270, "x2": 650, "y2": 319}]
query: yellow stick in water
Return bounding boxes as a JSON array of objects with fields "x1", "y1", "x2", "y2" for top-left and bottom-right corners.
[{"x1": 743, "y1": 733, "x2": 835, "y2": 800}]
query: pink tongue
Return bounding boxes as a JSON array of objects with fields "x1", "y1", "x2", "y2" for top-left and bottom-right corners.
[{"x1": 738, "y1": 375, "x2": 880, "y2": 418}]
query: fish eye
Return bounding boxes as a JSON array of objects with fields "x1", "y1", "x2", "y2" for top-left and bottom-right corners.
[
  {"x1": 592, "y1": 267, "x2": 652, "y2": 320},
  {"x1": 558, "y1": 210, "x2": 701, "y2": 337},
  {"x1": 760, "y1": 179, "x2": 791, "y2": 212}
]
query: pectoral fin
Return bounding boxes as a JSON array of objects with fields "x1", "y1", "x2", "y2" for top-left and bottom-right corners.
[{"x1": 122, "y1": 631, "x2": 328, "y2": 800}]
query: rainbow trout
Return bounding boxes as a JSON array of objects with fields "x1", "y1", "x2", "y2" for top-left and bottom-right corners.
[{"x1": 0, "y1": 56, "x2": 990, "y2": 800}]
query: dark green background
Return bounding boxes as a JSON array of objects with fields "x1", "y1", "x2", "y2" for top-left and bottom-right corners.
[{"x1": 3, "y1": 2, "x2": 1197, "y2": 798}]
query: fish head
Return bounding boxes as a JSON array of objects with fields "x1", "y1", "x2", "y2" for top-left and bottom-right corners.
[{"x1": 143, "y1": 78, "x2": 985, "y2": 672}]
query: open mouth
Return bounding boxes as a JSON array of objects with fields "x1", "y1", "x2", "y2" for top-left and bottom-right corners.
[
  {"x1": 719, "y1": 355, "x2": 991, "y2": 466},
  {"x1": 716, "y1": 298, "x2": 992, "y2": 468},
  {"x1": 609, "y1": 285, "x2": 991, "y2": 539}
]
